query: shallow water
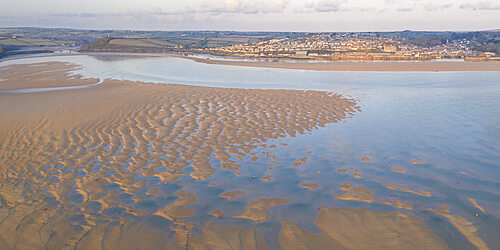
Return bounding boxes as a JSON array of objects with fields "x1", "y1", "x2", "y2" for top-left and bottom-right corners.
[{"x1": 1, "y1": 54, "x2": 499, "y2": 249}]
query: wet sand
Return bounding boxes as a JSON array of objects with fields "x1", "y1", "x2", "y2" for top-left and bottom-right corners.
[
  {"x1": 0, "y1": 62, "x2": 96, "y2": 90},
  {"x1": 0, "y1": 61, "x2": 492, "y2": 249},
  {"x1": 281, "y1": 206, "x2": 448, "y2": 249},
  {"x1": 427, "y1": 205, "x2": 489, "y2": 250},
  {"x1": 234, "y1": 198, "x2": 290, "y2": 223},
  {"x1": 0, "y1": 62, "x2": 361, "y2": 249}
]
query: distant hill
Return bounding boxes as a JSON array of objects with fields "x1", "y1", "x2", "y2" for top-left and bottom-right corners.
[
  {"x1": 79, "y1": 34, "x2": 275, "y2": 52},
  {"x1": 80, "y1": 37, "x2": 176, "y2": 52}
]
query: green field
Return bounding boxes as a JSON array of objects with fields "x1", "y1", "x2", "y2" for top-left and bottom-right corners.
[{"x1": 0, "y1": 38, "x2": 68, "y2": 46}]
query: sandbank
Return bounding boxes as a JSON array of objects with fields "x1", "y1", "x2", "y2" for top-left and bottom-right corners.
[
  {"x1": 78, "y1": 52, "x2": 500, "y2": 72},
  {"x1": 186, "y1": 56, "x2": 500, "y2": 72},
  {"x1": 0, "y1": 62, "x2": 359, "y2": 249}
]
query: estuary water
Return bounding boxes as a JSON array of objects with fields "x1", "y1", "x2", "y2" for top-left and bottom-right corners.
[{"x1": 1, "y1": 54, "x2": 499, "y2": 249}]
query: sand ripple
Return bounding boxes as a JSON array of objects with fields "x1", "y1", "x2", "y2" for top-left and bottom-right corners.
[{"x1": 0, "y1": 62, "x2": 358, "y2": 248}]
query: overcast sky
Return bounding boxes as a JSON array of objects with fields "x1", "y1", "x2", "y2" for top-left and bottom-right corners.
[{"x1": 1, "y1": 0, "x2": 499, "y2": 31}]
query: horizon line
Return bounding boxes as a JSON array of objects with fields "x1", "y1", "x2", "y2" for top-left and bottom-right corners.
[{"x1": 1, "y1": 26, "x2": 499, "y2": 33}]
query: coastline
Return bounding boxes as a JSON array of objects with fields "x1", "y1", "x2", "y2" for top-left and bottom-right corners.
[
  {"x1": 3, "y1": 51, "x2": 500, "y2": 72},
  {"x1": 83, "y1": 52, "x2": 500, "y2": 72},
  {"x1": 187, "y1": 56, "x2": 500, "y2": 72}
]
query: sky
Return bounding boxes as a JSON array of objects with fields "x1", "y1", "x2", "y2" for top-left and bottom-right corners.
[{"x1": 0, "y1": 0, "x2": 499, "y2": 31}]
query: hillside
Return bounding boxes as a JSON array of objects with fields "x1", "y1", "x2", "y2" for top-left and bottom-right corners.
[
  {"x1": 80, "y1": 37, "x2": 175, "y2": 52},
  {"x1": 79, "y1": 34, "x2": 274, "y2": 53}
]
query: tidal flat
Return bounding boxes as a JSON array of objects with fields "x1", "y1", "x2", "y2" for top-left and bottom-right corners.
[{"x1": 0, "y1": 55, "x2": 499, "y2": 249}]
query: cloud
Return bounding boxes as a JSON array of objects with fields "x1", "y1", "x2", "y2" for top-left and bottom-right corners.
[
  {"x1": 422, "y1": 3, "x2": 453, "y2": 11},
  {"x1": 459, "y1": 1, "x2": 500, "y2": 10},
  {"x1": 397, "y1": 7, "x2": 414, "y2": 11},
  {"x1": 343, "y1": 6, "x2": 378, "y2": 12},
  {"x1": 304, "y1": 0, "x2": 348, "y2": 12},
  {"x1": 51, "y1": 8, "x2": 198, "y2": 19},
  {"x1": 51, "y1": 13, "x2": 96, "y2": 17},
  {"x1": 50, "y1": 0, "x2": 291, "y2": 19},
  {"x1": 302, "y1": 0, "x2": 379, "y2": 12},
  {"x1": 199, "y1": 0, "x2": 290, "y2": 14}
]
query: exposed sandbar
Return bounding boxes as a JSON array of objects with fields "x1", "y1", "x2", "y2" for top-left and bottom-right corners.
[
  {"x1": 0, "y1": 62, "x2": 97, "y2": 90},
  {"x1": 335, "y1": 183, "x2": 411, "y2": 210},
  {"x1": 233, "y1": 197, "x2": 290, "y2": 223},
  {"x1": 386, "y1": 183, "x2": 432, "y2": 197},
  {"x1": 300, "y1": 183, "x2": 319, "y2": 190},
  {"x1": 221, "y1": 190, "x2": 247, "y2": 200},
  {"x1": 81, "y1": 52, "x2": 500, "y2": 72},
  {"x1": 393, "y1": 167, "x2": 406, "y2": 173},
  {"x1": 154, "y1": 189, "x2": 197, "y2": 221},
  {"x1": 468, "y1": 198, "x2": 485, "y2": 213},
  {"x1": 189, "y1": 56, "x2": 500, "y2": 72},
  {"x1": 334, "y1": 183, "x2": 391, "y2": 205}
]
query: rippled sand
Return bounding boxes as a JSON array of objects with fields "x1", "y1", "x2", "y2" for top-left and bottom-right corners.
[
  {"x1": 0, "y1": 62, "x2": 491, "y2": 249},
  {"x1": 0, "y1": 62, "x2": 358, "y2": 248}
]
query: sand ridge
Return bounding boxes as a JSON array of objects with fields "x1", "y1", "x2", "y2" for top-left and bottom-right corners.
[
  {"x1": 361, "y1": 156, "x2": 373, "y2": 163},
  {"x1": 300, "y1": 183, "x2": 319, "y2": 190},
  {"x1": 233, "y1": 197, "x2": 290, "y2": 223},
  {"x1": 334, "y1": 183, "x2": 412, "y2": 210},
  {"x1": 221, "y1": 190, "x2": 247, "y2": 200},
  {"x1": 468, "y1": 198, "x2": 485, "y2": 212},
  {"x1": 335, "y1": 183, "x2": 391, "y2": 205},
  {"x1": 292, "y1": 157, "x2": 308, "y2": 167},
  {"x1": 412, "y1": 160, "x2": 426, "y2": 164},
  {"x1": 154, "y1": 189, "x2": 198, "y2": 221},
  {"x1": 393, "y1": 167, "x2": 406, "y2": 173},
  {"x1": 386, "y1": 183, "x2": 432, "y2": 197}
]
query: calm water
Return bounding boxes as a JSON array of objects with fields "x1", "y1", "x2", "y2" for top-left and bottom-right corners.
[{"x1": 1, "y1": 54, "x2": 499, "y2": 248}]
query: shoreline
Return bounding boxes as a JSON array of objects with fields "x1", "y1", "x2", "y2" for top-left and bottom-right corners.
[
  {"x1": 83, "y1": 51, "x2": 500, "y2": 72},
  {"x1": 187, "y1": 56, "x2": 500, "y2": 72},
  {"x1": 3, "y1": 51, "x2": 500, "y2": 72}
]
